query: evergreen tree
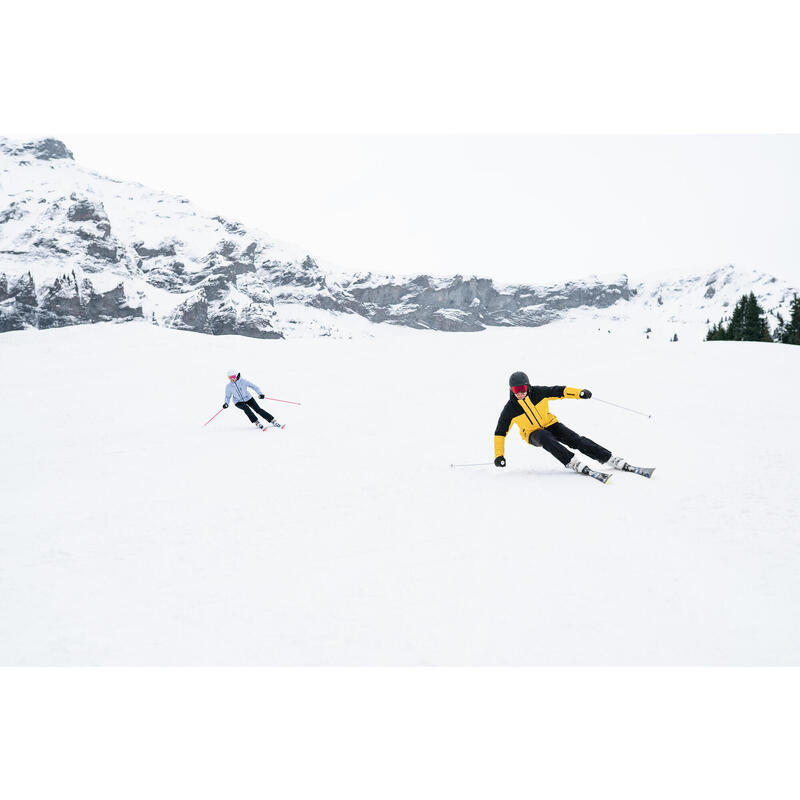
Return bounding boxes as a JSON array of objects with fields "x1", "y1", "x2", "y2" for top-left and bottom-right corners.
[
  {"x1": 742, "y1": 292, "x2": 771, "y2": 341},
  {"x1": 742, "y1": 293, "x2": 759, "y2": 340},
  {"x1": 726, "y1": 296, "x2": 747, "y2": 341},
  {"x1": 706, "y1": 318, "x2": 726, "y2": 341},
  {"x1": 706, "y1": 292, "x2": 778, "y2": 343},
  {"x1": 786, "y1": 294, "x2": 800, "y2": 345}
]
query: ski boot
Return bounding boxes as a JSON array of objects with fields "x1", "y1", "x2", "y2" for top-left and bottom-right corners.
[
  {"x1": 566, "y1": 456, "x2": 611, "y2": 484},
  {"x1": 605, "y1": 455, "x2": 655, "y2": 478},
  {"x1": 566, "y1": 456, "x2": 588, "y2": 473}
]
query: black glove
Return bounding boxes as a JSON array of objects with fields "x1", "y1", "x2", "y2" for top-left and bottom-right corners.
[
  {"x1": 259, "y1": 394, "x2": 265, "y2": 399},
  {"x1": 222, "y1": 403, "x2": 229, "y2": 409},
  {"x1": 494, "y1": 456, "x2": 506, "y2": 467},
  {"x1": 579, "y1": 389, "x2": 592, "y2": 399}
]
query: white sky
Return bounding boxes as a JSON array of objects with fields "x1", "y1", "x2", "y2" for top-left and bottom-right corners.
[{"x1": 62, "y1": 134, "x2": 800, "y2": 286}]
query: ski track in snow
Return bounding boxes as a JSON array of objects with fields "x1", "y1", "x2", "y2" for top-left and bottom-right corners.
[{"x1": 1, "y1": 321, "x2": 799, "y2": 665}]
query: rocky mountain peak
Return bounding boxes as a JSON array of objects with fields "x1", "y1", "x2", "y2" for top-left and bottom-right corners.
[{"x1": 0, "y1": 137, "x2": 74, "y2": 161}]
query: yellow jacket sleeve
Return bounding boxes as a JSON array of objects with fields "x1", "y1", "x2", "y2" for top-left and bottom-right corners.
[
  {"x1": 494, "y1": 435, "x2": 506, "y2": 458},
  {"x1": 562, "y1": 386, "x2": 582, "y2": 399}
]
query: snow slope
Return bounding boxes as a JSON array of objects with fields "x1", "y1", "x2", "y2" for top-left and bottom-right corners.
[{"x1": 1, "y1": 320, "x2": 798, "y2": 665}]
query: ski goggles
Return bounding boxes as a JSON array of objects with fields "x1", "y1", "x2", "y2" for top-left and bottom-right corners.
[
  {"x1": 228, "y1": 375, "x2": 238, "y2": 381},
  {"x1": 511, "y1": 384, "x2": 528, "y2": 394}
]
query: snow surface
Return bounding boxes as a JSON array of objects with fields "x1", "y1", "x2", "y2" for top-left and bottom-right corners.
[{"x1": 1, "y1": 318, "x2": 799, "y2": 665}]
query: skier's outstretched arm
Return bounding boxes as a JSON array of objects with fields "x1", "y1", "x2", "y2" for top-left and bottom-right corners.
[{"x1": 536, "y1": 385, "x2": 592, "y2": 399}]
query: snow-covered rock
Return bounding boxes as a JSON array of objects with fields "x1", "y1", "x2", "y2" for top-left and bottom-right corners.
[{"x1": 1, "y1": 136, "x2": 797, "y2": 339}]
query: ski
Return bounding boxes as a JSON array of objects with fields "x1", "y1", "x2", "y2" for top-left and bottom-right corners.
[
  {"x1": 581, "y1": 466, "x2": 611, "y2": 484},
  {"x1": 621, "y1": 464, "x2": 655, "y2": 479},
  {"x1": 263, "y1": 423, "x2": 286, "y2": 432}
]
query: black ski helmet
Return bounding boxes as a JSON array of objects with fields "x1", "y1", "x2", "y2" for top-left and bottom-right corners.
[{"x1": 509, "y1": 371, "x2": 529, "y2": 388}]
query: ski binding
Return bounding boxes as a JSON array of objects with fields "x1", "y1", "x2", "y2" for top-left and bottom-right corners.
[{"x1": 621, "y1": 464, "x2": 655, "y2": 478}]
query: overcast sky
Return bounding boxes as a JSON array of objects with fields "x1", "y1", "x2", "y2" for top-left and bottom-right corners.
[
  {"x1": 7, "y1": 1, "x2": 800, "y2": 291},
  {"x1": 63, "y1": 134, "x2": 799, "y2": 286},
  {"x1": 64, "y1": 135, "x2": 800, "y2": 288}
]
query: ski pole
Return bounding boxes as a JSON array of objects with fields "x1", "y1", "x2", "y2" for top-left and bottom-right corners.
[
  {"x1": 204, "y1": 408, "x2": 225, "y2": 426},
  {"x1": 594, "y1": 397, "x2": 653, "y2": 419},
  {"x1": 449, "y1": 462, "x2": 493, "y2": 468},
  {"x1": 262, "y1": 396, "x2": 302, "y2": 406}
]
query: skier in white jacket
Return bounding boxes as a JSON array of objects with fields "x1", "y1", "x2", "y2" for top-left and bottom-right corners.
[{"x1": 222, "y1": 369, "x2": 282, "y2": 430}]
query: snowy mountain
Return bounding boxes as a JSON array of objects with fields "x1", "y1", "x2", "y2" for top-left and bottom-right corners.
[
  {"x1": 556, "y1": 262, "x2": 799, "y2": 346},
  {"x1": 1, "y1": 136, "x2": 797, "y2": 339}
]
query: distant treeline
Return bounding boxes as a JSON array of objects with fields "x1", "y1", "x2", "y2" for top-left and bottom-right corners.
[{"x1": 706, "y1": 292, "x2": 800, "y2": 344}]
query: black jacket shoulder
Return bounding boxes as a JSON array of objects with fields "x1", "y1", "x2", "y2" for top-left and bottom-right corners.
[{"x1": 528, "y1": 385, "x2": 566, "y2": 403}]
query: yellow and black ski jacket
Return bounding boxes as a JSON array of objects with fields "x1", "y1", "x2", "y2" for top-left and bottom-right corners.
[{"x1": 494, "y1": 385, "x2": 583, "y2": 458}]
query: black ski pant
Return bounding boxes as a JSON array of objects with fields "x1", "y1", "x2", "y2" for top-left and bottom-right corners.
[
  {"x1": 235, "y1": 398, "x2": 274, "y2": 424},
  {"x1": 528, "y1": 422, "x2": 611, "y2": 466}
]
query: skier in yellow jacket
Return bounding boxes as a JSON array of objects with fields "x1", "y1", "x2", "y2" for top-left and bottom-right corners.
[{"x1": 494, "y1": 370, "x2": 630, "y2": 477}]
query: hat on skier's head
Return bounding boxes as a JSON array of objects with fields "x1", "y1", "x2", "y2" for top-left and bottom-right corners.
[
  {"x1": 227, "y1": 369, "x2": 240, "y2": 381},
  {"x1": 509, "y1": 371, "x2": 529, "y2": 388}
]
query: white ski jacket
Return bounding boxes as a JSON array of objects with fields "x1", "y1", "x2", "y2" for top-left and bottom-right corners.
[{"x1": 225, "y1": 377, "x2": 263, "y2": 405}]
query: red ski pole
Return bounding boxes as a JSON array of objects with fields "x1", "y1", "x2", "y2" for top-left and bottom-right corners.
[
  {"x1": 204, "y1": 407, "x2": 225, "y2": 426},
  {"x1": 261, "y1": 396, "x2": 302, "y2": 406}
]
